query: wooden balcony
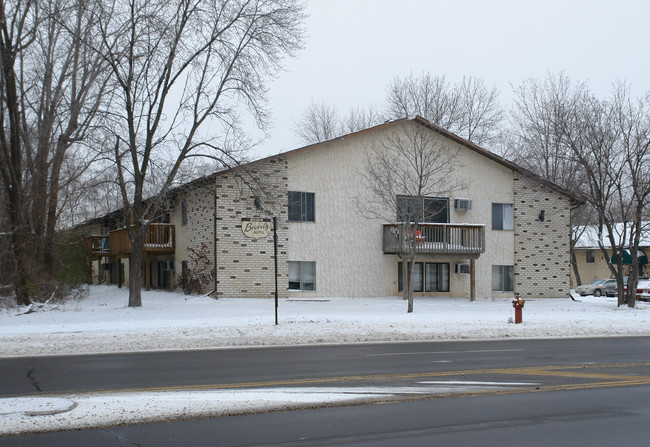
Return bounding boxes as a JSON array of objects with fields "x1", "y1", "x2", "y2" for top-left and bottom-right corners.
[
  {"x1": 87, "y1": 235, "x2": 110, "y2": 256},
  {"x1": 383, "y1": 223, "x2": 485, "y2": 258},
  {"x1": 109, "y1": 223, "x2": 175, "y2": 256}
]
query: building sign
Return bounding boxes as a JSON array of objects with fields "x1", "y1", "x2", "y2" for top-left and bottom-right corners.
[{"x1": 241, "y1": 217, "x2": 272, "y2": 239}]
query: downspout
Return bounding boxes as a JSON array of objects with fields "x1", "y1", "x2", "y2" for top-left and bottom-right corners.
[{"x1": 208, "y1": 181, "x2": 218, "y2": 298}]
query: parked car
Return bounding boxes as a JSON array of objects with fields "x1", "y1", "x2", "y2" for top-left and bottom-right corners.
[
  {"x1": 604, "y1": 279, "x2": 618, "y2": 297},
  {"x1": 575, "y1": 279, "x2": 609, "y2": 297},
  {"x1": 621, "y1": 278, "x2": 650, "y2": 301},
  {"x1": 636, "y1": 279, "x2": 650, "y2": 301}
]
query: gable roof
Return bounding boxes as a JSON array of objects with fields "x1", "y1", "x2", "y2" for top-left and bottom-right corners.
[
  {"x1": 77, "y1": 116, "x2": 582, "y2": 229},
  {"x1": 281, "y1": 116, "x2": 582, "y2": 203}
]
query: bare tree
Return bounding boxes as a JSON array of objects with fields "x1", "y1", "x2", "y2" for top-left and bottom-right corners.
[
  {"x1": 386, "y1": 73, "x2": 461, "y2": 130},
  {"x1": 338, "y1": 104, "x2": 385, "y2": 136},
  {"x1": 0, "y1": 0, "x2": 110, "y2": 304},
  {"x1": 93, "y1": 0, "x2": 305, "y2": 307},
  {"x1": 22, "y1": 0, "x2": 109, "y2": 273},
  {"x1": 293, "y1": 100, "x2": 384, "y2": 144},
  {"x1": 520, "y1": 75, "x2": 650, "y2": 308},
  {"x1": 385, "y1": 73, "x2": 504, "y2": 147},
  {"x1": 509, "y1": 73, "x2": 590, "y2": 285},
  {"x1": 293, "y1": 100, "x2": 340, "y2": 144},
  {"x1": 0, "y1": 0, "x2": 35, "y2": 305},
  {"x1": 358, "y1": 121, "x2": 462, "y2": 313},
  {"x1": 609, "y1": 82, "x2": 650, "y2": 306}
]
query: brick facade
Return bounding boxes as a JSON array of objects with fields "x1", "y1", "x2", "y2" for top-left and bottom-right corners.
[
  {"x1": 213, "y1": 157, "x2": 289, "y2": 298},
  {"x1": 184, "y1": 182, "x2": 217, "y2": 290},
  {"x1": 514, "y1": 174, "x2": 572, "y2": 298}
]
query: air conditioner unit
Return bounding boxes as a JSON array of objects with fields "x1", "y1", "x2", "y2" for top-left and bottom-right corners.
[
  {"x1": 455, "y1": 263, "x2": 470, "y2": 274},
  {"x1": 454, "y1": 198, "x2": 472, "y2": 211}
]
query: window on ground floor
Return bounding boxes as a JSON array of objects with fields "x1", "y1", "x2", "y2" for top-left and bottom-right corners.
[
  {"x1": 398, "y1": 262, "x2": 450, "y2": 293},
  {"x1": 289, "y1": 261, "x2": 316, "y2": 291},
  {"x1": 492, "y1": 265, "x2": 514, "y2": 292}
]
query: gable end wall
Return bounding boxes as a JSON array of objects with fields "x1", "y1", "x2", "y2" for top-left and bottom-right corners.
[
  {"x1": 214, "y1": 157, "x2": 289, "y2": 298},
  {"x1": 514, "y1": 174, "x2": 571, "y2": 298}
]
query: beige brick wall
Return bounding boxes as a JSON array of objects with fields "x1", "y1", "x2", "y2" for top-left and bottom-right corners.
[
  {"x1": 213, "y1": 157, "x2": 289, "y2": 298},
  {"x1": 514, "y1": 174, "x2": 572, "y2": 298},
  {"x1": 184, "y1": 182, "x2": 216, "y2": 292}
]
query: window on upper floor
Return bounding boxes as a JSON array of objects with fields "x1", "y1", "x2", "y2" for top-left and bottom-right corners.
[
  {"x1": 288, "y1": 191, "x2": 315, "y2": 222},
  {"x1": 586, "y1": 250, "x2": 595, "y2": 263},
  {"x1": 492, "y1": 265, "x2": 514, "y2": 292},
  {"x1": 181, "y1": 198, "x2": 187, "y2": 226},
  {"x1": 492, "y1": 203, "x2": 514, "y2": 230},
  {"x1": 289, "y1": 261, "x2": 316, "y2": 291},
  {"x1": 396, "y1": 196, "x2": 448, "y2": 223}
]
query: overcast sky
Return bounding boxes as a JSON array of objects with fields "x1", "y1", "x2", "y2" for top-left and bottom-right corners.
[{"x1": 250, "y1": 0, "x2": 650, "y2": 158}]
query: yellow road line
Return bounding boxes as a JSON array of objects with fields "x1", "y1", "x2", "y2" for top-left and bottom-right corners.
[{"x1": 66, "y1": 362, "x2": 650, "y2": 397}]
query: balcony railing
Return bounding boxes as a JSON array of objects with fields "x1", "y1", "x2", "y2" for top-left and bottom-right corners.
[
  {"x1": 87, "y1": 235, "x2": 110, "y2": 256},
  {"x1": 109, "y1": 223, "x2": 176, "y2": 255},
  {"x1": 383, "y1": 223, "x2": 485, "y2": 256}
]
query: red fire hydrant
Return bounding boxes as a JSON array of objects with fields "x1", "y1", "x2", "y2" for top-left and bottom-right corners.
[{"x1": 512, "y1": 293, "x2": 525, "y2": 324}]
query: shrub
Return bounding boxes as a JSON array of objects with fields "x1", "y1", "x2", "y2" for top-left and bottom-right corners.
[{"x1": 177, "y1": 242, "x2": 214, "y2": 295}]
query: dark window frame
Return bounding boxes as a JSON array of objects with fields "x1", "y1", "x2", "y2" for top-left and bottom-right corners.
[
  {"x1": 398, "y1": 262, "x2": 450, "y2": 293},
  {"x1": 288, "y1": 261, "x2": 316, "y2": 291},
  {"x1": 396, "y1": 195, "x2": 449, "y2": 223},
  {"x1": 586, "y1": 250, "x2": 595, "y2": 263},
  {"x1": 181, "y1": 198, "x2": 188, "y2": 226},
  {"x1": 492, "y1": 203, "x2": 514, "y2": 231},
  {"x1": 288, "y1": 191, "x2": 315, "y2": 222},
  {"x1": 492, "y1": 265, "x2": 514, "y2": 292}
]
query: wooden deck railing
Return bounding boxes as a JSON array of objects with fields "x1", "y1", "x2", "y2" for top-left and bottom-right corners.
[
  {"x1": 109, "y1": 223, "x2": 175, "y2": 255},
  {"x1": 87, "y1": 235, "x2": 110, "y2": 256},
  {"x1": 383, "y1": 223, "x2": 485, "y2": 256}
]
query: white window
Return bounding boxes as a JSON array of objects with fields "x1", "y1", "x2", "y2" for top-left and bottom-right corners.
[
  {"x1": 289, "y1": 261, "x2": 316, "y2": 291},
  {"x1": 492, "y1": 265, "x2": 514, "y2": 292},
  {"x1": 492, "y1": 203, "x2": 514, "y2": 230}
]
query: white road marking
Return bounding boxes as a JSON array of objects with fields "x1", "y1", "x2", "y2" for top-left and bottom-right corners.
[
  {"x1": 418, "y1": 381, "x2": 539, "y2": 386},
  {"x1": 366, "y1": 349, "x2": 524, "y2": 357}
]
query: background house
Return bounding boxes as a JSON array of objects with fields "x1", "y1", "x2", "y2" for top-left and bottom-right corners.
[{"x1": 572, "y1": 224, "x2": 650, "y2": 285}]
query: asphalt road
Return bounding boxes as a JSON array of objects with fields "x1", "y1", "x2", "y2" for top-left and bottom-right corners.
[
  {"x1": 2, "y1": 336, "x2": 650, "y2": 397},
  {"x1": 2, "y1": 337, "x2": 650, "y2": 445}
]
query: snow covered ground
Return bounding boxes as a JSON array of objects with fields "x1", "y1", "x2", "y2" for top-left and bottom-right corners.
[
  {"x1": 1, "y1": 285, "x2": 649, "y2": 358},
  {"x1": 1, "y1": 285, "x2": 649, "y2": 435}
]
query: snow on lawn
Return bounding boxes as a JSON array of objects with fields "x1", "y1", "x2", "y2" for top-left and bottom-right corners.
[{"x1": 0, "y1": 285, "x2": 649, "y2": 358}]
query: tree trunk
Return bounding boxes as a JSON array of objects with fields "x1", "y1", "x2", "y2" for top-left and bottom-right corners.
[
  {"x1": 128, "y1": 229, "x2": 145, "y2": 307},
  {"x1": 570, "y1": 249, "x2": 582, "y2": 287},
  {"x1": 407, "y1": 256, "x2": 415, "y2": 313},
  {"x1": 12, "y1": 229, "x2": 31, "y2": 306},
  {"x1": 401, "y1": 258, "x2": 408, "y2": 302},
  {"x1": 626, "y1": 260, "x2": 638, "y2": 309},
  {"x1": 43, "y1": 150, "x2": 65, "y2": 273}
]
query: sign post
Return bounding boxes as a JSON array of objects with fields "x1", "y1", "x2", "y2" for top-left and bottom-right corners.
[
  {"x1": 241, "y1": 216, "x2": 277, "y2": 325},
  {"x1": 273, "y1": 216, "x2": 278, "y2": 325}
]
